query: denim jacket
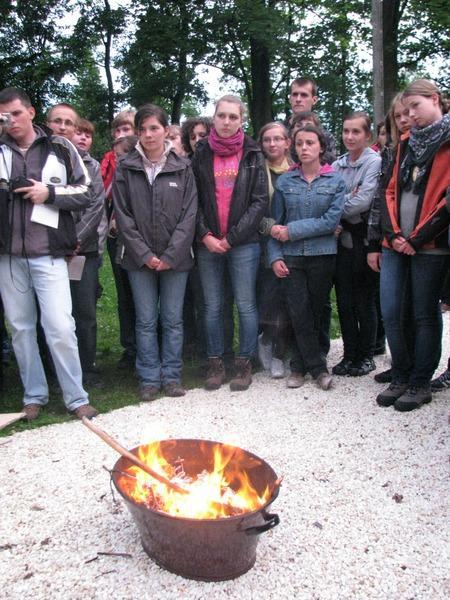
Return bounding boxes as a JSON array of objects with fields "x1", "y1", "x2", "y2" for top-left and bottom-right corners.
[{"x1": 267, "y1": 166, "x2": 345, "y2": 264}]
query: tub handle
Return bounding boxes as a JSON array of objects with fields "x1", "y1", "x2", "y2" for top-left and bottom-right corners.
[{"x1": 244, "y1": 512, "x2": 280, "y2": 535}]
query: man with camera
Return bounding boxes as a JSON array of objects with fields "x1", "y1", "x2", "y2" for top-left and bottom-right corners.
[{"x1": 0, "y1": 87, "x2": 98, "y2": 420}]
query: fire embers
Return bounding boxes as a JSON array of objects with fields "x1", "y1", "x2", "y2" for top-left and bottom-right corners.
[{"x1": 116, "y1": 440, "x2": 272, "y2": 519}]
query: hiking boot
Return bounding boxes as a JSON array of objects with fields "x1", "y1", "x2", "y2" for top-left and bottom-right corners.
[
  {"x1": 376, "y1": 382, "x2": 409, "y2": 407},
  {"x1": 163, "y1": 382, "x2": 186, "y2": 397},
  {"x1": 349, "y1": 358, "x2": 376, "y2": 377},
  {"x1": 23, "y1": 404, "x2": 41, "y2": 421},
  {"x1": 286, "y1": 372, "x2": 305, "y2": 388},
  {"x1": 139, "y1": 386, "x2": 160, "y2": 402},
  {"x1": 394, "y1": 386, "x2": 432, "y2": 412},
  {"x1": 430, "y1": 369, "x2": 450, "y2": 392},
  {"x1": 72, "y1": 404, "x2": 98, "y2": 420},
  {"x1": 316, "y1": 372, "x2": 333, "y2": 390},
  {"x1": 205, "y1": 357, "x2": 225, "y2": 390},
  {"x1": 332, "y1": 358, "x2": 354, "y2": 376},
  {"x1": 270, "y1": 357, "x2": 285, "y2": 379},
  {"x1": 229, "y1": 358, "x2": 252, "y2": 391},
  {"x1": 375, "y1": 368, "x2": 392, "y2": 384}
]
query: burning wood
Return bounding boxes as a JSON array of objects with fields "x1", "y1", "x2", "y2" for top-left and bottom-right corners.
[{"x1": 117, "y1": 441, "x2": 275, "y2": 519}]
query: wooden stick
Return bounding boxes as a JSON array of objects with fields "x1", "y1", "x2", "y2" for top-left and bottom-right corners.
[{"x1": 82, "y1": 417, "x2": 188, "y2": 495}]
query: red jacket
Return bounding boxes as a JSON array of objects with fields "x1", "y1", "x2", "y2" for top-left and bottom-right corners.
[
  {"x1": 382, "y1": 132, "x2": 450, "y2": 250},
  {"x1": 100, "y1": 149, "x2": 116, "y2": 199}
]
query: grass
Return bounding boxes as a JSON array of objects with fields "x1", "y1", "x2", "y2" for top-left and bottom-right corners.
[{"x1": 0, "y1": 256, "x2": 341, "y2": 437}]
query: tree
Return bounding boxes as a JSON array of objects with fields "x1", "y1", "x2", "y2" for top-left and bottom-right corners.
[
  {"x1": 119, "y1": 0, "x2": 208, "y2": 123},
  {"x1": 0, "y1": 0, "x2": 78, "y2": 117}
]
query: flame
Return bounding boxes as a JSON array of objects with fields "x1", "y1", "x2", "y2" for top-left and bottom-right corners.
[{"x1": 116, "y1": 441, "x2": 271, "y2": 519}]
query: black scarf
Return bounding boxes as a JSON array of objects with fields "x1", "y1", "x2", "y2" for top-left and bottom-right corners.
[{"x1": 400, "y1": 113, "x2": 450, "y2": 194}]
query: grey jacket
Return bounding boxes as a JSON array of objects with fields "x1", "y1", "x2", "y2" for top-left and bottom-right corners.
[
  {"x1": 332, "y1": 147, "x2": 381, "y2": 225},
  {"x1": 0, "y1": 126, "x2": 91, "y2": 257},
  {"x1": 113, "y1": 147, "x2": 197, "y2": 272},
  {"x1": 73, "y1": 150, "x2": 106, "y2": 255}
]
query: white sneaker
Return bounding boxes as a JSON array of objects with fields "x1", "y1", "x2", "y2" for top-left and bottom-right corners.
[
  {"x1": 257, "y1": 333, "x2": 272, "y2": 370},
  {"x1": 270, "y1": 357, "x2": 285, "y2": 379}
]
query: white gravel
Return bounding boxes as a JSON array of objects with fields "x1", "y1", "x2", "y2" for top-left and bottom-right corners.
[{"x1": 1, "y1": 315, "x2": 449, "y2": 599}]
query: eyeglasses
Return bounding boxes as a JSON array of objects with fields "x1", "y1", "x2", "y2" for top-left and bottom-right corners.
[
  {"x1": 262, "y1": 136, "x2": 286, "y2": 144},
  {"x1": 49, "y1": 118, "x2": 76, "y2": 128}
]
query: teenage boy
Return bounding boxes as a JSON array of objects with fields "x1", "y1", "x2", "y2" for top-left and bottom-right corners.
[
  {"x1": 100, "y1": 110, "x2": 137, "y2": 370},
  {"x1": 0, "y1": 87, "x2": 97, "y2": 420}
]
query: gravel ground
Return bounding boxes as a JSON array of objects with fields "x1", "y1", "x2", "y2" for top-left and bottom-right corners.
[{"x1": 1, "y1": 316, "x2": 449, "y2": 600}]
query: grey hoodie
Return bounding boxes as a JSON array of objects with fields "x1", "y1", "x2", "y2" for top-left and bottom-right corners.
[{"x1": 332, "y1": 147, "x2": 381, "y2": 225}]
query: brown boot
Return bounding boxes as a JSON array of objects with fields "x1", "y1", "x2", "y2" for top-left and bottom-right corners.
[
  {"x1": 205, "y1": 357, "x2": 225, "y2": 390},
  {"x1": 229, "y1": 358, "x2": 252, "y2": 391}
]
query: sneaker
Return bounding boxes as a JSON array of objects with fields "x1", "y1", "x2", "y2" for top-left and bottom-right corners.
[
  {"x1": 376, "y1": 382, "x2": 409, "y2": 407},
  {"x1": 72, "y1": 404, "x2": 98, "y2": 420},
  {"x1": 205, "y1": 357, "x2": 225, "y2": 390},
  {"x1": 286, "y1": 372, "x2": 305, "y2": 388},
  {"x1": 349, "y1": 358, "x2": 376, "y2": 377},
  {"x1": 316, "y1": 372, "x2": 333, "y2": 390},
  {"x1": 394, "y1": 386, "x2": 432, "y2": 412},
  {"x1": 257, "y1": 333, "x2": 272, "y2": 370},
  {"x1": 270, "y1": 357, "x2": 285, "y2": 379},
  {"x1": 332, "y1": 358, "x2": 354, "y2": 376},
  {"x1": 163, "y1": 382, "x2": 186, "y2": 397},
  {"x1": 23, "y1": 404, "x2": 41, "y2": 421},
  {"x1": 229, "y1": 358, "x2": 252, "y2": 391},
  {"x1": 374, "y1": 368, "x2": 392, "y2": 384},
  {"x1": 430, "y1": 369, "x2": 450, "y2": 392},
  {"x1": 139, "y1": 386, "x2": 160, "y2": 402}
]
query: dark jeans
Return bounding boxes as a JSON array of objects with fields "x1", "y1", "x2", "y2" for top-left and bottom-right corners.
[
  {"x1": 284, "y1": 255, "x2": 336, "y2": 378},
  {"x1": 70, "y1": 255, "x2": 100, "y2": 372},
  {"x1": 183, "y1": 264, "x2": 234, "y2": 363},
  {"x1": 335, "y1": 239, "x2": 378, "y2": 362},
  {"x1": 381, "y1": 249, "x2": 448, "y2": 386},
  {"x1": 107, "y1": 237, "x2": 136, "y2": 357}
]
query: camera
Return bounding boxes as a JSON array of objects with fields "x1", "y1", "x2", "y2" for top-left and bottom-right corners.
[
  {"x1": 0, "y1": 113, "x2": 11, "y2": 127},
  {"x1": 10, "y1": 176, "x2": 33, "y2": 191}
]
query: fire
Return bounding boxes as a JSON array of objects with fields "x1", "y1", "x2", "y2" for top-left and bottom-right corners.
[{"x1": 116, "y1": 441, "x2": 271, "y2": 519}]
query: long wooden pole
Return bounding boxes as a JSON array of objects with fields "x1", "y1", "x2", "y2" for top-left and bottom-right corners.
[{"x1": 82, "y1": 417, "x2": 189, "y2": 495}]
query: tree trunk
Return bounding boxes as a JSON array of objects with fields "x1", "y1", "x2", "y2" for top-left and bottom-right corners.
[
  {"x1": 103, "y1": 0, "x2": 115, "y2": 125},
  {"x1": 382, "y1": 0, "x2": 404, "y2": 113},
  {"x1": 372, "y1": 0, "x2": 385, "y2": 126},
  {"x1": 249, "y1": 35, "x2": 272, "y2": 135}
]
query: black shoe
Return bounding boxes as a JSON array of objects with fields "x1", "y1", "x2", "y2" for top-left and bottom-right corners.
[
  {"x1": 83, "y1": 370, "x2": 105, "y2": 389},
  {"x1": 430, "y1": 369, "x2": 450, "y2": 392},
  {"x1": 332, "y1": 358, "x2": 354, "y2": 376},
  {"x1": 394, "y1": 386, "x2": 432, "y2": 412},
  {"x1": 117, "y1": 352, "x2": 136, "y2": 370},
  {"x1": 374, "y1": 368, "x2": 392, "y2": 384},
  {"x1": 376, "y1": 382, "x2": 409, "y2": 407},
  {"x1": 349, "y1": 358, "x2": 376, "y2": 377}
]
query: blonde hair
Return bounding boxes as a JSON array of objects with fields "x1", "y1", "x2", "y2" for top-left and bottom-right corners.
[
  {"x1": 387, "y1": 92, "x2": 406, "y2": 148},
  {"x1": 403, "y1": 79, "x2": 449, "y2": 114},
  {"x1": 214, "y1": 95, "x2": 247, "y2": 120}
]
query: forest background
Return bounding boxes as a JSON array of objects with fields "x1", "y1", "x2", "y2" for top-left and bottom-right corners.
[{"x1": 0, "y1": 0, "x2": 448, "y2": 158}]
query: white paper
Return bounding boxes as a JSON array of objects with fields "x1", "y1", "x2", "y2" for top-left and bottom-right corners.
[{"x1": 30, "y1": 204, "x2": 59, "y2": 228}]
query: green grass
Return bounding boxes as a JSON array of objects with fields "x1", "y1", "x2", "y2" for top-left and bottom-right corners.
[{"x1": 0, "y1": 256, "x2": 341, "y2": 437}]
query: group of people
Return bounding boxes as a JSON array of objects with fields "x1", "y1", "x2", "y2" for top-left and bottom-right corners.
[{"x1": 0, "y1": 75, "x2": 448, "y2": 421}]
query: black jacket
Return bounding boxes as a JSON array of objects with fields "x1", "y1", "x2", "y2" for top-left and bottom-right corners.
[
  {"x1": 113, "y1": 146, "x2": 197, "y2": 272},
  {"x1": 191, "y1": 136, "x2": 268, "y2": 247}
]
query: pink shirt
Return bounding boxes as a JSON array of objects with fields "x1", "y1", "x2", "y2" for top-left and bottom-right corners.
[{"x1": 213, "y1": 151, "x2": 242, "y2": 237}]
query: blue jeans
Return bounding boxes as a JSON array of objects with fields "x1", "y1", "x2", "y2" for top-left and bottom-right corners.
[
  {"x1": 127, "y1": 268, "x2": 188, "y2": 388},
  {"x1": 197, "y1": 243, "x2": 260, "y2": 358},
  {"x1": 380, "y1": 249, "x2": 448, "y2": 386},
  {"x1": 0, "y1": 256, "x2": 89, "y2": 410}
]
